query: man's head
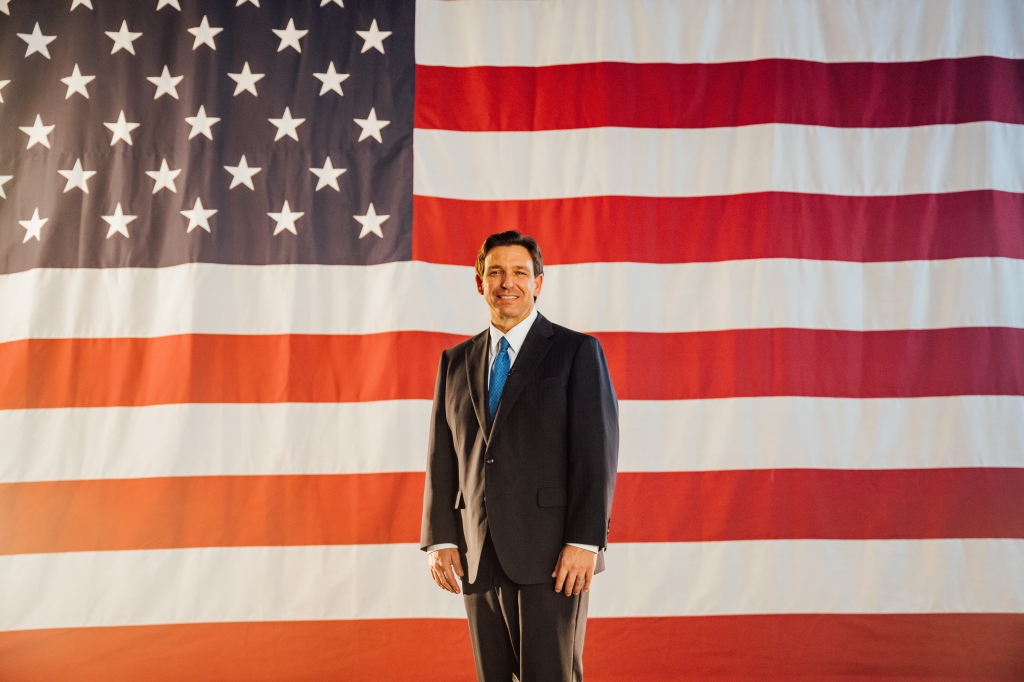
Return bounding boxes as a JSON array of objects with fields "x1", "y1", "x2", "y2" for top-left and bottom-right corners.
[{"x1": 475, "y1": 231, "x2": 544, "y2": 332}]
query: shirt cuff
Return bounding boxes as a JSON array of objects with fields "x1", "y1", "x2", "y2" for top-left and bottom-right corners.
[
  {"x1": 425, "y1": 543, "x2": 458, "y2": 553},
  {"x1": 567, "y1": 542, "x2": 599, "y2": 553}
]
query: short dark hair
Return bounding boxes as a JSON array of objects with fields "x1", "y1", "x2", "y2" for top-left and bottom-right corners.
[{"x1": 475, "y1": 231, "x2": 544, "y2": 277}]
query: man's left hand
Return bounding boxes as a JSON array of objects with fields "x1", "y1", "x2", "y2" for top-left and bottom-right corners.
[{"x1": 551, "y1": 545, "x2": 597, "y2": 596}]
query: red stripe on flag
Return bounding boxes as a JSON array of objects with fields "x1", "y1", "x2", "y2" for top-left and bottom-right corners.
[
  {"x1": 596, "y1": 327, "x2": 1024, "y2": 400},
  {"x1": 0, "y1": 332, "x2": 462, "y2": 409},
  {"x1": 610, "y1": 469, "x2": 1024, "y2": 543},
  {"x1": 4, "y1": 469, "x2": 1022, "y2": 554},
  {"x1": 586, "y1": 614, "x2": 1024, "y2": 681},
  {"x1": 2, "y1": 328, "x2": 1022, "y2": 409},
  {"x1": 0, "y1": 473, "x2": 425, "y2": 555},
  {"x1": 0, "y1": 620, "x2": 476, "y2": 682},
  {"x1": 412, "y1": 191, "x2": 1024, "y2": 265},
  {"x1": 415, "y1": 58, "x2": 1024, "y2": 130},
  {"x1": 2, "y1": 615, "x2": 1022, "y2": 681}
]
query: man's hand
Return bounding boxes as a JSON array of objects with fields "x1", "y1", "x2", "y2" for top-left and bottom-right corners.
[
  {"x1": 428, "y1": 548, "x2": 464, "y2": 594},
  {"x1": 552, "y1": 545, "x2": 597, "y2": 596}
]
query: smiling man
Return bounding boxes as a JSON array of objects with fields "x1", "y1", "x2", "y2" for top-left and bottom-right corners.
[{"x1": 421, "y1": 231, "x2": 619, "y2": 682}]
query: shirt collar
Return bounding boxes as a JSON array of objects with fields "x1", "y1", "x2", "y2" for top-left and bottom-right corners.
[{"x1": 489, "y1": 307, "x2": 538, "y2": 357}]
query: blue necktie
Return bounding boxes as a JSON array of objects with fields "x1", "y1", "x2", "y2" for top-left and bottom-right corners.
[{"x1": 488, "y1": 337, "x2": 510, "y2": 419}]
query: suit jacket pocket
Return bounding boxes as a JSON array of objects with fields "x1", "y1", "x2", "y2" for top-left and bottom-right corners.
[{"x1": 537, "y1": 486, "x2": 567, "y2": 508}]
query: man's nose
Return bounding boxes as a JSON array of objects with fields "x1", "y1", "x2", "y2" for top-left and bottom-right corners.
[{"x1": 501, "y1": 274, "x2": 515, "y2": 289}]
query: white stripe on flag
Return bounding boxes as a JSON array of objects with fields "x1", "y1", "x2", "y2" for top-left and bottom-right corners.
[
  {"x1": 591, "y1": 539, "x2": 1024, "y2": 617},
  {"x1": 618, "y1": 396, "x2": 1024, "y2": 473},
  {"x1": 2, "y1": 540, "x2": 1021, "y2": 630},
  {"x1": 0, "y1": 401, "x2": 431, "y2": 483},
  {"x1": 413, "y1": 123, "x2": 1024, "y2": 200},
  {"x1": 415, "y1": 0, "x2": 1024, "y2": 66},
  {"x1": 0, "y1": 262, "x2": 484, "y2": 343},
  {"x1": 541, "y1": 259, "x2": 1024, "y2": 333},
  {"x1": 2, "y1": 259, "x2": 1021, "y2": 343},
  {"x1": 3, "y1": 396, "x2": 1021, "y2": 482}
]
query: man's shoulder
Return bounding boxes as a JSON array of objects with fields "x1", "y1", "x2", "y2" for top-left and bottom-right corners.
[
  {"x1": 441, "y1": 330, "x2": 487, "y2": 363},
  {"x1": 546, "y1": 318, "x2": 598, "y2": 350}
]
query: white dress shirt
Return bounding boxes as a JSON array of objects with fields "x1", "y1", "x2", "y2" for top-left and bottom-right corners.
[
  {"x1": 428, "y1": 308, "x2": 598, "y2": 555},
  {"x1": 486, "y1": 306, "x2": 537, "y2": 385}
]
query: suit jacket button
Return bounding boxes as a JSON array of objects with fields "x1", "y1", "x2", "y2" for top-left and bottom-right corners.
[{"x1": 486, "y1": 459, "x2": 494, "y2": 464}]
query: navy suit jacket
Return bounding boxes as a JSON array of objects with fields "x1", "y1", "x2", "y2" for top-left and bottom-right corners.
[{"x1": 420, "y1": 313, "x2": 619, "y2": 585}]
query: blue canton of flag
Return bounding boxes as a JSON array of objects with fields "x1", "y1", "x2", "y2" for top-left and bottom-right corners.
[{"x1": 0, "y1": 0, "x2": 414, "y2": 274}]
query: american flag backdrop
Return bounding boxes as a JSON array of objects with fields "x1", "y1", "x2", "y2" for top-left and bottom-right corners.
[{"x1": 2, "y1": 0, "x2": 1024, "y2": 679}]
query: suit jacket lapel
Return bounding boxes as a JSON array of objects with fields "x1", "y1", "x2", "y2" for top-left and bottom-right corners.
[
  {"x1": 465, "y1": 331, "x2": 490, "y2": 443},
  {"x1": 489, "y1": 314, "x2": 554, "y2": 438}
]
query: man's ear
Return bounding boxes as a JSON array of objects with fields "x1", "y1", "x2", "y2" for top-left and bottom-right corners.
[
  {"x1": 533, "y1": 273, "x2": 544, "y2": 297},
  {"x1": 475, "y1": 274, "x2": 484, "y2": 295}
]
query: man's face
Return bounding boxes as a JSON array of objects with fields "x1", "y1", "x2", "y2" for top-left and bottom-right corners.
[{"x1": 476, "y1": 245, "x2": 544, "y2": 328}]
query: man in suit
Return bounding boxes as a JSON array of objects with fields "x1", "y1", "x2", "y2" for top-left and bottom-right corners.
[{"x1": 421, "y1": 231, "x2": 619, "y2": 682}]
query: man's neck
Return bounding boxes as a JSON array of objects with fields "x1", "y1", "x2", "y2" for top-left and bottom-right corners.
[{"x1": 490, "y1": 305, "x2": 535, "y2": 334}]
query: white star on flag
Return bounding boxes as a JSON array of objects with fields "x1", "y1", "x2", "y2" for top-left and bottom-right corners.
[
  {"x1": 146, "y1": 159, "x2": 181, "y2": 193},
  {"x1": 310, "y1": 158, "x2": 346, "y2": 191},
  {"x1": 61, "y1": 64, "x2": 95, "y2": 99},
  {"x1": 188, "y1": 16, "x2": 223, "y2": 50},
  {"x1": 321, "y1": 0, "x2": 344, "y2": 6},
  {"x1": 273, "y1": 19, "x2": 308, "y2": 53},
  {"x1": 57, "y1": 159, "x2": 97, "y2": 193},
  {"x1": 17, "y1": 23, "x2": 57, "y2": 59},
  {"x1": 228, "y1": 62, "x2": 264, "y2": 97},
  {"x1": 354, "y1": 203, "x2": 389, "y2": 239},
  {"x1": 0, "y1": 80, "x2": 8, "y2": 103},
  {"x1": 181, "y1": 197, "x2": 217, "y2": 233},
  {"x1": 269, "y1": 107, "x2": 305, "y2": 141},
  {"x1": 19, "y1": 208, "x2": 48, "y2": 243},
  {"x1": 0, "y1": 175, "x2": 12, "y2": 199},
  {"x1": 156, "y1": 0, "x2": 181, "y2": 10},
  {"x1": 0, "y1": 0, "x2": 10, "y2": 15},
  {"x1": 147, "y1": 65, "x2": 183, "y2": 99},
  {"x1": 356, "y1": 19, "x2": 391, "y2": 54},
  {"x1": 314, "y1": 62, "x2": 349, "y2": 96},
  {"x1": 185, "y1": 105, "x2": 220, "y2": 140},
  {"x1": 102, "y1": 203, "x2": 137, "y2": 239},
  {"x1": 354, "y1": 107, "x2": 389, "y2": 143},
  {"x1": 106, "y1": 20, "x2": 142, "y2": 55},
  {"x1": 20, "y1": 115, "x2": 55, "y2": 149},
  {"x1": 104, "y1": 110, "x2": 139, "y2": 146},
  {"x1": 70, "y1": 0, "x2": 93, "y2": 10},
  {"x1": 268, "y1": 200, "x2": 303, "y2": 236},
  {"x1": 224, "y1": 155, "x2": 262, "y2": 190},
  {"x1": 237, "y1": 0, "x2": 260, "y2": 6}
]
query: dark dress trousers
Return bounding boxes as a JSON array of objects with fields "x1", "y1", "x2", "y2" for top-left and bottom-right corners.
[{"x1": 421, "y1": 313, "x2": 619, "y2": 681}]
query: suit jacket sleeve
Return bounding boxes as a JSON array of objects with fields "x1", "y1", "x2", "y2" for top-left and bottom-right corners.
[
  {"x1": 420, "y1": 351, "x2": 460, "y2": 551},
  {"x1": 564, "y1": 335, "x2": 619, "y2": 549}
]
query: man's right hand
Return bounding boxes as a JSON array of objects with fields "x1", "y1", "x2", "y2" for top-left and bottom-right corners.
[{"x1": 428, "y1": 548, "x2": 465, "y2": 594}]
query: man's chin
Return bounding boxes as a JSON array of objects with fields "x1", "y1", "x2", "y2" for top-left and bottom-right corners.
[{"x1": 491, "y1": 308, "x2": 529, "y2": 324}]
